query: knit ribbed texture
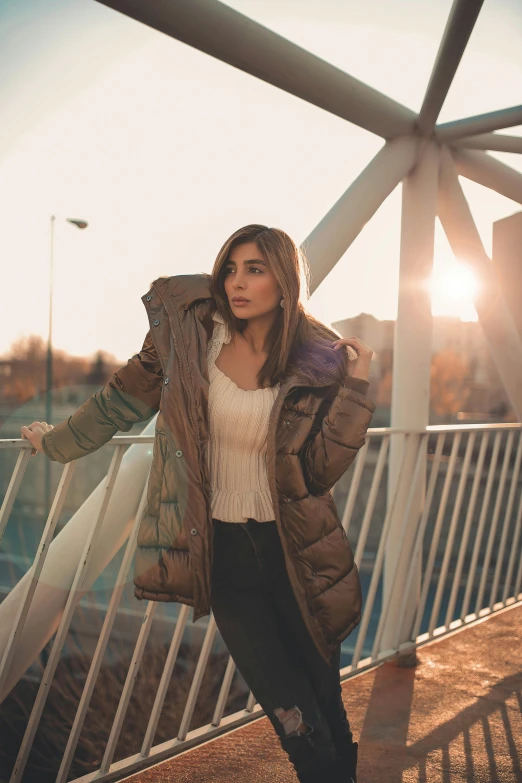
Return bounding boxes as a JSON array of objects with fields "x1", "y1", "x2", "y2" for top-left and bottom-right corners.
[{"x1": 207, "y1": 312, "x2": 280, "y2": 523}]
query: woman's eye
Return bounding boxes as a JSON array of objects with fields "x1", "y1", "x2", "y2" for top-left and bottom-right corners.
[{"x1": 224, "y1": 267, "x2": 262, "y2": 274}]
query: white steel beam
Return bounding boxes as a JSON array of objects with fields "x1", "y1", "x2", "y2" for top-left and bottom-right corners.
[
  {"x1": 0, "y1": 461, "x2": 77, "y2": 703},
  {"x1": 94, "y1": 0, "x2": 416, "y2": 139},
  {"x1": 437, "y1": 105, "x2": 522, "y2": 141},
  {"x1": 452, "y1": 133, "x2": 522, "y2": 154},
  {"x1": 380, "y1": 141, "x2": 439, "y2": 656},
  {"x1": 304, "y1": 135, "x2": 421, "y2": 295},
  {"x1": 438, "y1": 145, "x2": 522, "y2": 420},
  {"x1": 452, "y1": 148, "x2": 522, "y2": 205},
  {"x1": 417, "y1": 0, "x2": 484, "y2": 135},
  {"x1": 0, "y1": 420, "x2": 157, "y2": 701}
]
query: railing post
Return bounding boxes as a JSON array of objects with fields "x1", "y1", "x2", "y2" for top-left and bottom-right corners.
[{"x1": 380, "y1": 141, "x2": 439, "y2": 661}]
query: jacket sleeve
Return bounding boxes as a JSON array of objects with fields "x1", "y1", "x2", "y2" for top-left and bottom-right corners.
[
  {"x1": 41, "y1": 330, "x2": 163, "y2": 464},
  {"x1": 300, "y1": 375, "x2": 376, "y2": 495}
]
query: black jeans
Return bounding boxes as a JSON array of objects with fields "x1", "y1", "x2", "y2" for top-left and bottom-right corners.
[{"x1": 210, "y1": 517, "x2": 354, "y2": 781}]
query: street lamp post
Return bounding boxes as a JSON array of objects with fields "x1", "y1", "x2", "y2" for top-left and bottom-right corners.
[{"x1": 45, "y1": 216, "x2": 88, "y2": 517}]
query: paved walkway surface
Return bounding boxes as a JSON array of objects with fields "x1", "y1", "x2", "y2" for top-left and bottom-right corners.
[{"x1": 123, "y1": 603, "x2": 522, "y2": 782}]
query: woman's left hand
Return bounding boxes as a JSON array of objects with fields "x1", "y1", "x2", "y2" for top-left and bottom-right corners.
[{"x1": 332, "y1": 337, "x2": 374, "y2": 380}]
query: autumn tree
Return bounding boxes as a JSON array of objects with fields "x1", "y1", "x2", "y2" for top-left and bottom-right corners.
[
  {"x1": 430, "y1": 349, "x2": 471, "y2": 417},
  {"x1": 1, "y1": 336, "x2": 119, "y2": 404}
]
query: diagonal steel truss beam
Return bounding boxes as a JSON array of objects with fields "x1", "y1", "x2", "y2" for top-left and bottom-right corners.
[
  {"x1": 417, "y1": 0, "x2": 484, "y2": 135},
  {"x1": 438, "y1": 146, "x2": 522, "y2": 420},
  {"x1": 94, "y1": 0, "x2": 416, "y2": 139},
  {"x1": 452, "y1": 133, "x2": 522, "y2": 153},
  {"x1": 437, "y1": 105, "x2": 522, "y2": 141},
  {"x1": 452, "y1": 148, "x2": 522, "y2": 205},
  {"x1": 303, "y1": 136, "x2": 421, "y2": 294}
]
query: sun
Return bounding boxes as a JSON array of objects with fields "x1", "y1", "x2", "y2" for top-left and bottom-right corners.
[{"x1": 429, "y1": 261, "x2": 480, "y2": 321}]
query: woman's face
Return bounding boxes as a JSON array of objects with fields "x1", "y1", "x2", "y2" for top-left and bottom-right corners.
[{"x1": 223, "y1": 241, "x2": 283, "y2": 321}]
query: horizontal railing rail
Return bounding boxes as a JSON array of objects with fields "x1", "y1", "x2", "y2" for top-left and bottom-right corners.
[{"x1": 1, "y1": 421, "x2": 521, "y2": 782}]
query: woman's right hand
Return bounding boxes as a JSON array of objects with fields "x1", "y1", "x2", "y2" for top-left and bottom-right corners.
[{"x1": 20, "y1": 421, "x2": 54, "y2": 456}]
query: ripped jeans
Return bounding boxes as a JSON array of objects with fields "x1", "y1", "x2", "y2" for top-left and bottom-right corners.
[{"x1": 210, "y1": 518, "x2": 354, "y2": 781}]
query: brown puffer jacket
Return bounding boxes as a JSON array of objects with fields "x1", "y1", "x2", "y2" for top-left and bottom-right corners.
[{"x1": 42, "y1": 274, "x2": 376, "y2": 664}]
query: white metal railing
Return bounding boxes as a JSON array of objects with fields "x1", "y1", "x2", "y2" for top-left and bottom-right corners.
[{"x1": 1, "y1": 422, "x2": 522, "y2": 782}]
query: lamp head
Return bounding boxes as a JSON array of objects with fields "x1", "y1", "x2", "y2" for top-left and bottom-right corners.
[{"x1": 66, "y1": 218, "x2": 88, "y2": 229}]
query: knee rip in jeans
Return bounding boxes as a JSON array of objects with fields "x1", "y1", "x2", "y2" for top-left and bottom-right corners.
[{"x1": 274, "y1": 706, "x2": 313, "y2": 739}]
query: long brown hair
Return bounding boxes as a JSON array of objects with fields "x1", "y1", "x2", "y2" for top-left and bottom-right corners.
[{"x1": 210, "y1": 224, "x2": 348, "y2": 389}]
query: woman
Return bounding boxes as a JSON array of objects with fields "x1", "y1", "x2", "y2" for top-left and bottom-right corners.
[{"x1": 22, "y1": 224, "x2": 375, "y2": 782}]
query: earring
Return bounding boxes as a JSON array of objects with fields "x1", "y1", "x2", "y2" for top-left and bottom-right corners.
[{"x1": 280, "y1": 298, "x2": 285, "y2": 308}]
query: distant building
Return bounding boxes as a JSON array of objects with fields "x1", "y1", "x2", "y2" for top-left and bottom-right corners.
[
  {"x1": 492, "y1": 211, "x2": 522, "y2": 339},
  {"x1": 332, "y1": 313, "x2": 511, "y2": 421}
]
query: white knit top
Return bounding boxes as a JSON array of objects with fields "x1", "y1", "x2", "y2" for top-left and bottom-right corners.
[{"x1": 206, "y1": 311, "x2": 280, "y2": 523}]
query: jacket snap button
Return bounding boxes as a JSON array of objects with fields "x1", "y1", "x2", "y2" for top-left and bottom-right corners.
[
  {"x1": 312, "y1": 571, "x2": 317, "y2": 577},
  {"x1": 153, "y1": 319, "x2": 160, "y2": 326},
  {"x1": 190, "y1": 528, "x2": 198, "y2": 536},
  {"x1": 146, "y1": 295, "x2": 152, "y2": 301},
  {"x1": 164, "y1": 378, "x2": 170, "y2": 385},
  {"x1": 175, "y1": 450, "x2": 183, "y2": 457}
]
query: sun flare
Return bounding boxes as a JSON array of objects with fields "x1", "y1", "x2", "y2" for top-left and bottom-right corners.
[{"x1": 429, "y1": 262, "x2": 480, "y2": 321}]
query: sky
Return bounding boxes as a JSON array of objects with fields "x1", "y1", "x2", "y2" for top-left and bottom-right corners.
[{"x1": 0, "y1": 0, "x2": 521, "y2": 363}]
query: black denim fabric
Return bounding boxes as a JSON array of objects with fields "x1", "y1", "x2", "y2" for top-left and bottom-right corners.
[{"x1": 210, "y1": 517, "x2": 354, "y2": 781}]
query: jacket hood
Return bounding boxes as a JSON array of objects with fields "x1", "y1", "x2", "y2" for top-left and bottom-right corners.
[
  {"x1": 149, "y1": 273, "x2": 213, "y2": 310},
  {"x1": 147, "y1": 273, "x2": 341, "y2": 389}
]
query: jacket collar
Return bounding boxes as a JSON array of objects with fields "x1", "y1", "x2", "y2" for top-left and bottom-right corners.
[{"x1": 149, "y1": 274, "x2": 334, "y2": 389}]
